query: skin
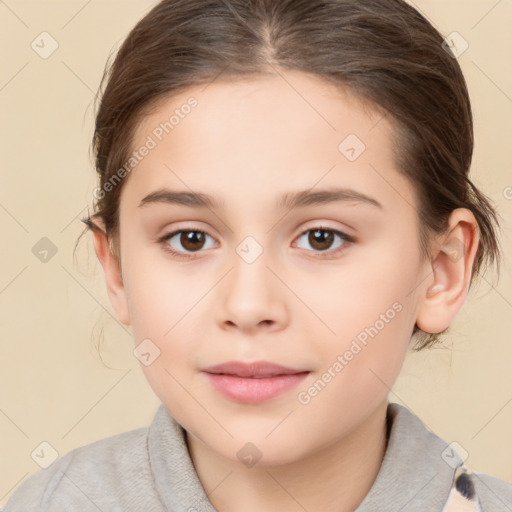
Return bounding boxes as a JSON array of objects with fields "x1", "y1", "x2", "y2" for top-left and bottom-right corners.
[{"x1": 92, "y1": 69, "x2": 479, "y2": 512}]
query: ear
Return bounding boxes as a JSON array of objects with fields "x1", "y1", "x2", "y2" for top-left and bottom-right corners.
[
  {"x1": 416, "y1": 208, "x2": 480, "y2": 334},
  {"x1": 90, "y1": 217, "x2": 131, "y2": 326}
]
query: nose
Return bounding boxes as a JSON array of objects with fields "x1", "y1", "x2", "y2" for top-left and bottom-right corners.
[{"x1": 215, "y1": 244, "x2": 289, "y2": 334}]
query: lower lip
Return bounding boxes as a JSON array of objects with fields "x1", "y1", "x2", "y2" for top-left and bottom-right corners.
[{"x1": 204, "y1": 372, "x2": 309, "y2": 404}]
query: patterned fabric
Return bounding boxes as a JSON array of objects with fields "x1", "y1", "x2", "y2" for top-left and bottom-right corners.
[{"x1": 442, "y1": 466, "x2": 484, "y2": 512}]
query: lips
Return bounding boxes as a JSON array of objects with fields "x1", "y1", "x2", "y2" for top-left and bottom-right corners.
[
  {"x1": 204, "y1": 361, "x2": 307, "y2": 378},
  {"x1": 202, "y1": 361, "x2": 310, "y2": 403}
]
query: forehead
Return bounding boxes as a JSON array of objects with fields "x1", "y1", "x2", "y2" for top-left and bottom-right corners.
[{"x1": 122, "y1": 70, "x2": 414, "y2": 214}]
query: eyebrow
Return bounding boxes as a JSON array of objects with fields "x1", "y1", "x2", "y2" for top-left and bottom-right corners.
[{"x1": 138, "y1": 187, "x2": 382, "y2": 211}]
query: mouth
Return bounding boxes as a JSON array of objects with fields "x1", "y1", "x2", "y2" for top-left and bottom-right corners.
[{"x1": 202, "y1": 361, "x2": 310, "y2": 404}]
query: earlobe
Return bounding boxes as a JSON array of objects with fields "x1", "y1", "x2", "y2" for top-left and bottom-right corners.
[
  {"x1": 91, "y1": 218, "x2": 131, "y2": 326},
  {"x1": 416, "y1": 209, "x2": 479, "y2": 334}
]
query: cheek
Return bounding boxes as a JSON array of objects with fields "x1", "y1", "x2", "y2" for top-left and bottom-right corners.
[
  {"x1": 294, "y1": 307, "x2": 411, "y2": 438},
  {"x1": 121, "y1": 270, "x2": 205, "y2": 409},
  {"x1": 122, "y1": 248, "x2": 198, "y2": 337},
  {"x1": 125, "y1": 267, "x2": 204, "y2": 411},
  {"x1": 294, "y1": 251, "x2": 417, "y2": 345},
  {"x1": 292, "y1": 242, "x2": 420, "y2": 398}
]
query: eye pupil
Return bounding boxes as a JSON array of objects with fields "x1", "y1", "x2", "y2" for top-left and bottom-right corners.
[
  {"x1": 165, "y1": 227, "x2": 347, "y2": 258},
  {"x1": 181, "y1": 231, "x2": 205, "y2": 251},
  {"x1": 309, "y1": 229, "x2": 334, "y2": 251}
]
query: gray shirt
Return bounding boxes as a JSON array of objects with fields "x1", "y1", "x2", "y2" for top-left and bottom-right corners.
[{"x1": 4, "y1": 402, "x2": 512, "y2": 511}]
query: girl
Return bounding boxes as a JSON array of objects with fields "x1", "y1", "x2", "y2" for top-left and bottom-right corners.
[{"x1": 5, "y1": 0, "x2": 511, "y2": 510}]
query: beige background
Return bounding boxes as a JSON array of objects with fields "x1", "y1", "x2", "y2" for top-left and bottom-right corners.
[{"x1": 1, "y1": 0, "x2": 511, "y2": 504}]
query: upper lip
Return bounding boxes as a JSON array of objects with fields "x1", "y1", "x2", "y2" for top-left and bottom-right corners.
[{"x1": 203, "y1": 361, "x2": 309, "y2": 378}]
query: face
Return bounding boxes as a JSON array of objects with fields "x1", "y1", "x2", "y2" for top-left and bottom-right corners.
[{"x1": 113, "y1": 70, "x2": 431, "y2": 466}]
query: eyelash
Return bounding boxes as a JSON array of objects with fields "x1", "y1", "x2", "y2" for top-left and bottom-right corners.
[{"x1": 157, "y1": 226, "x2": 355, "y2": 260}]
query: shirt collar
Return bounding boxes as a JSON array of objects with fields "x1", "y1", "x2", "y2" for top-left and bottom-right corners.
[
  {"x1": 148, "y1": 402, "x2": 462, "y2": 511},
  {"x1": 355, "y1": 402, "x2": 461, "y2": 511}
]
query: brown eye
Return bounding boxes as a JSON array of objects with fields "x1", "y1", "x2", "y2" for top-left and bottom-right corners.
[
  {"x1": 179, "y1": 231, "x2": 207, "y2": 252},
  {"x1": 308, "y1": 229, "x2": 334, "y2": 251},
  {"x1": 295, "y1": 227, "x2": 352, "y2": 254},
  {"x1": 161, "y1": 229, "x2": 216, "y2": 256}
]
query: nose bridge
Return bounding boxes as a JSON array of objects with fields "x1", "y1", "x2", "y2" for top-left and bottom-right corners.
[
  {"x1": 215, "y1": 232, "x2": 288, "y2": 331},
  {"x1": 229, "y1": 233, "x2": 273, "y2": 298}
]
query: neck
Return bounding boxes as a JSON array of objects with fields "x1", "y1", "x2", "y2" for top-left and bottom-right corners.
[{"x1": 186, "y1": 401, "x2": 390, "y2": 512}]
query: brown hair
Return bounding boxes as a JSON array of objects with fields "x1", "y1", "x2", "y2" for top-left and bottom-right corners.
[{"x1": 79, "y1": 0, "x2": 501, "y2": 350}]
